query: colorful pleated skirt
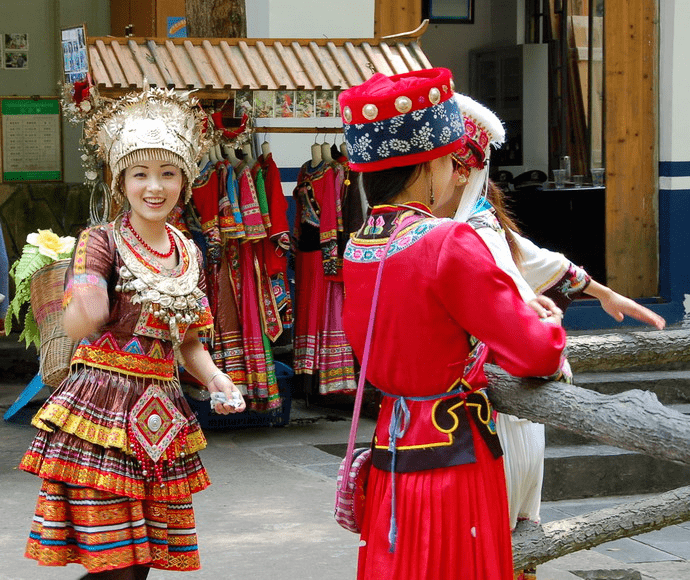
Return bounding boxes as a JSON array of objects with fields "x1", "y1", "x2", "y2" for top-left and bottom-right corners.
[{"x1": 26, "y1": 480, "x2": 200, "y2": 572}]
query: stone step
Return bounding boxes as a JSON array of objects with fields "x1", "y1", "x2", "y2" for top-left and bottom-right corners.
[
  {"x1": 542, "y1": 441, "x2": 690, "y2": 501},
  {"x1": 573, "y1": 370, "x2": 690, "y2": 405}
]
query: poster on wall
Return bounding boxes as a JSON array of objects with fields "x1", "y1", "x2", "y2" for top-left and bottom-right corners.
[
  {"x1": 167, "y1": 17, "x2": 187, "y2": 38},
  {"x1": 1, "y1": 98, "x2": 62, "y2": 182},
  {"x1": 61, "y1": 25, "x2": 88, "y2": 84},
  {"x1": 4, "y1": 33, "x2": 29, "y2": 70}
]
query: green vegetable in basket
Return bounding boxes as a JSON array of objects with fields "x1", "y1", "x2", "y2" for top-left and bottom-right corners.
[{"x1": 5, "y1": 229, "x2": 76, "y2": 348}]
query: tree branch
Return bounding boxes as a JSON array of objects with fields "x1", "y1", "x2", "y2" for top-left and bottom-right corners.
[
  {"x1": 512, "y1": 485, "x2": 690, "y2": 569},
  {"x1": 485, "y1": 364, "x2": 690, "y2": 465}
]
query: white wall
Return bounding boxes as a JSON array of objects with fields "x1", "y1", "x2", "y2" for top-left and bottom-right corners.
[
  {"x1": 659, "y1": 0, "x2": 690, "y2": 164},
  {"x1": 247, "y1": 0, "x2": 374, "y2": 39}
]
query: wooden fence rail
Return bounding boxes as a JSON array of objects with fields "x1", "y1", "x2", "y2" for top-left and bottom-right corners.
[{"x1": 484, "y1": 327, "x2": 690, "y2": 569}]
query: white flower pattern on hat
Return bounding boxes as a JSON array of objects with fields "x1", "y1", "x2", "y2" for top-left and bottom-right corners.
[{"x1": 342, "y1": 98, "x2": 462, "y2": 165}]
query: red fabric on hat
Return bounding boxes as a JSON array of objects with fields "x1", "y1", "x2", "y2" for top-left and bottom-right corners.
[{"x1": 338, "y1": 68, "x2": 455, "y2": 124}]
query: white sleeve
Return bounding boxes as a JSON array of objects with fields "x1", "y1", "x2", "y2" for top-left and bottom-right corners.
[
  {"x1": 512, "y1": 231, "x2": 570, "y2": 294},
  {"x1": 473, "y1": 226, "x2": 537, "y2": 303}
]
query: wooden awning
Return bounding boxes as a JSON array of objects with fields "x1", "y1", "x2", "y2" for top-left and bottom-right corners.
[{"x1": 87, "y1": 22, "x2": 432, "y2": 98}]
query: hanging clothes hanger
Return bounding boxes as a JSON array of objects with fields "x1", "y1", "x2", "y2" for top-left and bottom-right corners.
[
  {"x1": 261, "y1": 133, "x2": 271, "y2": 157},
  {"x1": 310, "y1": 131, "x2": 322, "y2": 168},
  {"x1": 222, "y1": 143, "x2": 241, "y2": 168},
  {"x1": 340, "y1": 135, "x2": 348, "y2": 159},
  {"x1": 208, "y1": 144, "x2": 219, "y2": 163},
  {"x1": 242, "y1": 141, "x2": 255, "y2": 166},
  {"x1": 321, "y1": 136, "x2": 333, "y2": 164}
]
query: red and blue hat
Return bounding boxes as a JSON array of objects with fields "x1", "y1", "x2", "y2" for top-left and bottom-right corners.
[{"x1": 338, "y1": 68, "x2": 464, "y2": 172}]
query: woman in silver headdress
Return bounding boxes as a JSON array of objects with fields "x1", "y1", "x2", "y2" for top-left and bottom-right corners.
[{"x1": 19, "y1": 86, "x2": 246, "y2": 579}]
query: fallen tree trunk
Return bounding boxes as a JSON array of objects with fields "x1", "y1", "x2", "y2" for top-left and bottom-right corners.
[
  {"x1": 485, "y1": 364, "x2": 690, "y2": 465},
  {"x1": 567, "y1": 328, "x2": 690, "y2": 372},
  {"x1": 512, "y1": 485, "x2": 690, "y2": 570}
]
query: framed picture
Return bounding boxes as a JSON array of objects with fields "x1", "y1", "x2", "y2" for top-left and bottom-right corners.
[
  {"x1": 253, "y1": 91, "x2": 275, "y2": 118},
  {"x1": 61, "y1": 24, "x2": 89, "y2": 83},
  {"x1": 423, "y1": 0, "x2": 474, "y2": 23},
  {"x1": 295, "y1": 91, "x2": 315, "y2": 118},
  {"x1": 274, "y1": 90, "x2": 295, "y2": 118},
  {"x1": 234, "y1": 90, "x2": 253, "y2": 118}
]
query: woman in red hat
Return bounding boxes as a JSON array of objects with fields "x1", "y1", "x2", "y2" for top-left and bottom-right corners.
[
  {"x1": 442, "y1": 92, "x2": 665, "y2": 580},
  {"x1": 339, "y1": 68, "x2": 566, "y2": 580}
]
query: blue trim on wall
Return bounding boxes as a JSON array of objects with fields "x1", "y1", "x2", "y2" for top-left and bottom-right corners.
[
  {"x1": 659, "y1": 161, "x2": 690, "y2": 177},
  {"x1": 659, "y1": 187, "x2": 690, "y2": 301},
  {"x1": 279, "y1": 167, "x2": 301, "y2": 182},
  {"x1": 563, "y1": 298, "x2": 684, "y2": 331}
]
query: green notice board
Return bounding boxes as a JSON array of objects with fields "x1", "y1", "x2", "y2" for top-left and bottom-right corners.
[{"x1": 1, "y1": 98, "x2": 62, "y2": 182}]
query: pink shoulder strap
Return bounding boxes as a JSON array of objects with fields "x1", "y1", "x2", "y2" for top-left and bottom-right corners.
[{"x1": 339, "y1": 214, "x2": 417, "y2": 487}]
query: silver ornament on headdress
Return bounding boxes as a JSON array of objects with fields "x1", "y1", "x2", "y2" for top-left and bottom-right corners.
[{"x1": 84, "y1": 81, "x2": 215, "y2": 205}]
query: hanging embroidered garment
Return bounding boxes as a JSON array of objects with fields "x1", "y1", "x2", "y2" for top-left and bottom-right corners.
[
  {"x1": 251, "y1": 160, "x2": 283, "y2": 342},
  {"x1": 293, "y1": 158, "x2": 356, "y2": 394},
  {"x1": 317, "y1": 160, "x2": 356, "y2": 394},
  {"x1": 236, "y1": 162, "x2": 281, "y2": 410},
  {"x1": 258, "y1": 152, "x2": 293, "y2": 329}
]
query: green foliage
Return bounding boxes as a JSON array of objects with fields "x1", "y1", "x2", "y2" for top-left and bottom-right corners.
[{"x1": 5, "y1": 232, "x2": 75, "y2": 349}]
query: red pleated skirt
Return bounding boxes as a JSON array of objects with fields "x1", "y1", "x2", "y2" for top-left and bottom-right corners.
[{"x1": 357, "y1": 421, "x2": 514, "y2": 580}]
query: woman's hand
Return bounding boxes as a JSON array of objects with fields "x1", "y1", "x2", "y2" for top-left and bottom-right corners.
[
  {"x1": 585, "y1": 280, "x2": 666, "y2": 330},
  {"x1": 63, "y1": 287, "x2": 109, "y2": 341},
  {"x1": 207, "y1": 372, "x2": 246, "y2": 414},
  {"x1": 527, "y1": 295, "x2": 563, "y2": 321},
  {"x1": 598, "y1": 289, "x2": 666, "y2": 329}
]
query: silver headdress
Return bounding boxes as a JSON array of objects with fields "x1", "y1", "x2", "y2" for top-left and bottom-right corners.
[{"x1": 84, "y1": 83, "x2": 214, "y2": 204}]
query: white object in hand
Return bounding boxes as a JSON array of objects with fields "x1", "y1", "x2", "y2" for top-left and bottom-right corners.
[{"x1": 210, "y1": 391, "x2": 243, "y2": 409}]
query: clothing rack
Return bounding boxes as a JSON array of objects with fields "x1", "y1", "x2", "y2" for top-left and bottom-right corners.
[{"x1": 251, "y1": 126, "x2": 343, "y2": 134}]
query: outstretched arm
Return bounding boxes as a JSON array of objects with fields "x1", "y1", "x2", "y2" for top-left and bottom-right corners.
[
  {"x1": 179, "y1": 330, "x2": 247, "y2": 414},
  {"x1": 584, "y1": 280, "x2": 666, "y2": 329}
]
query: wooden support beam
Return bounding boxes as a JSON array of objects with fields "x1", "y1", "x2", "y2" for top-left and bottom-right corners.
[{"x1": 605, "y1": 0, "x2": 658, "y2": 297}]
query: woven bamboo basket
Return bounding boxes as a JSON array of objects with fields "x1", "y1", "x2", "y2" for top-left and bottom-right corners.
[{"x1": 30, "y1": 259, "x2": 75, "y2": 389}]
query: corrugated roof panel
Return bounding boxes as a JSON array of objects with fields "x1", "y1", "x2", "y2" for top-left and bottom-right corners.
[
  {"x1": 183, "y1": 40, "x2": 218, "y2": 89},
  {"x1": 326, "y1": 42, "x2": 364, "y2": 87},
  {"x1": 95, "y1": 39, "x2": 126, "y2": 87},
  {"x1": 219, "y1": 41, "x2": 257, "y2": 89},
  {"x1": 86, "y1": 34, "x2": 433, "y2": 95},
  {"x1": 88, "y1": 45, "x2": 112, "y2": 88},
  {"x1": 165, "y1": 40, "x2": 198, "y2": 88},
  {"x1": 362, "y1": 43, "x2": 394, "y2": 76},
  {"x1": 238, "y1": 40, "x2": 277, "y2": 90},
  {"x1": 309, "y1": 42, "x2": 346, "y2": 90},
  {"x1": 273, "y1": 42, "x2": 311, "y2": 90},
  {"x1": 146, "y1": 40, "x2": 179, "y2": 88},
  {"x1": 130, "y1": 40, "x2": 166, "y2": 88},
  {"x1": 256, "y1": 41, "x2": 291, "y2": 90},
  {"x1": 202, "y1": 40, "x2": 236, "y2": 89},
  {"x1": 344, "y1": 42, "x2": 376, "y2": 80},
  {"x1": 110, "y1": 40, "x2": 143, "y2": 87}
]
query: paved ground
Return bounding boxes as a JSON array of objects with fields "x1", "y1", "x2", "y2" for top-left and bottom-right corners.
[{"x1": 1, "y1": 382, "x2": 689, "y2": 580}]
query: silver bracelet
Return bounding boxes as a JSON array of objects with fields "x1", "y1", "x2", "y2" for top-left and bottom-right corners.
[{"x1": 206, "y1": 370, "x2": 229, "y2": 387}]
